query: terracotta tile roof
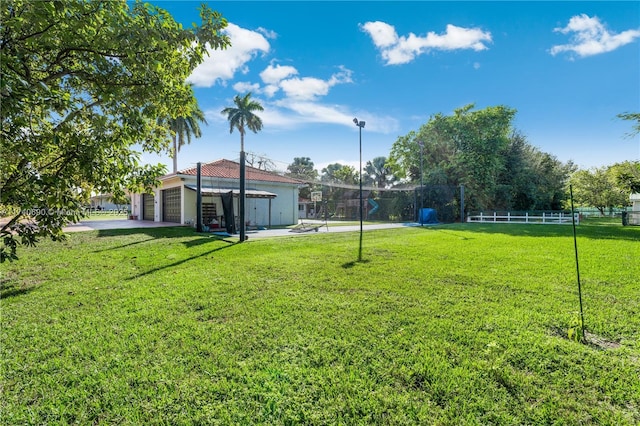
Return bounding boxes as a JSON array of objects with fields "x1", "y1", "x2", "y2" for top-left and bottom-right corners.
[{"x1": 175, "y1": 159, "x2": 302, "y2": 185}]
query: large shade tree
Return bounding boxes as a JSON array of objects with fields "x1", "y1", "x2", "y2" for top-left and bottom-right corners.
[
  {"x1": 220, "y1": 93, "x2": 264, "y2": 242},
  {"x1": 569, "y1": 167, "x2": 629, "y2": 215},
  {"x1": 609, "y1": 161, "x2": 640, "y2": 194},
  {"x1": 0, "y1": 0, "x2": 230, "y2": 261},
  {"x1": 389, "y1": 104, "x2": 573, "y2": 212}
]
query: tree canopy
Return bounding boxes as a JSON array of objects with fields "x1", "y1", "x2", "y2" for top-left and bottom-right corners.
[
  {"x1": 389, "y1": 104, "x2": 574, "y2": 212},
  {"x1": 286, "y1": 157, "x2": 319, "y2": 199},
  {"x1": 159, "y1": 96, "x2": 208, "y2": 173},
  {"x1": 1, "y1": 0, "x2": 230, "y2": 261},
  {"x1": 220, "y1": 93, "x2": 264, "y2": 153},
  {"x1": 364, "y1": 157, "x2": 397, "y2": 189},
  {"x1": 569, "y1": 167, "x2": 629, "y2": 215},
  {"x1": 618, "y1": 112, "x2": 640, "y2": 137}
]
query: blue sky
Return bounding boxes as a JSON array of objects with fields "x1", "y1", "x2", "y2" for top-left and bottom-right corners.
[{"x1": 143, "y1": 1, "x2": 640, "y2": 174}]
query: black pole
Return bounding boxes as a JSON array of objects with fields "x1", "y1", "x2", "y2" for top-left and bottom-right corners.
[
  {"x1": 196, "y1": 162, "x2": 202, "y2": 232},
  {"x1": 358, "y1": 124, "x2": 363, "y2": 261},
  {"x1": 570, "y1": 184, "x2": 585, "y2": 341},
  {"x1": 239, "y1": 151, "x2": 246, "y2": 241},
  {"x1": 353, "y1": 118, "x2": 365, "y2": 261},
  {"x1": 460, "y1": 185, "x2": 465, "y2": 223},
  {"x1": 419, "y1": 141, "x2": 424, "y2": 226}
]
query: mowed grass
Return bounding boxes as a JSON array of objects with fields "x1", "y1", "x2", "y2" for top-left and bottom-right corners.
[{"x1": 1, "y1": 222, "x2": 639, "y2": 424}]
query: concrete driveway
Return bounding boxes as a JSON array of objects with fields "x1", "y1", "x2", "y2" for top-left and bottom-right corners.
[
  {"x1": 64, "y1": 219, "x2": 415, "y2": 238},
  {"x1": 63, "y1": 219, "x2": 185, "y2": 233}
]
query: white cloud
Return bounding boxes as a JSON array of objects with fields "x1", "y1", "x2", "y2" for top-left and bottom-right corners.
[
  {"x1": 550, "y1": 14, "x2": 640, "y2": 58},
  {"x1": 268, "y1": 99, "x2": 399, "y2": 133},
  {"x1": 279, "y1": 67, "x2": 352, "y2": 100},
  {"x1": 260, "y1": 64, "x2": 299, "y2": 84},
  {"x1": 278, "y1": 67, "x2": 353, "y2": 100},
  {"x1": 361, "y1": 21, "x2": 492, "y2": 65},
  {"x1": 233, "y1": 81, "x2": 261, "y2": 93},
  {"x1": 360, "y1": 21, "x2": 398, "y2": 48},
  {"x1": 279, "y1": 77, "x2": 332, "y2": 101},
  {"x1": 187, "y1": 23, "x2": 270, "y2": 87},
  {"x1": 263, "y1": 84, "x2": 281, "y2": 98},
  {"x1": 257, "y1": 27, "x2": 278, "y2": 39}
]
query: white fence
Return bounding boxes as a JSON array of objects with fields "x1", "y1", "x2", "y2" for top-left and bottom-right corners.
[{"x1": 467, "y1": 212, "x2": 579, "y2": 225}]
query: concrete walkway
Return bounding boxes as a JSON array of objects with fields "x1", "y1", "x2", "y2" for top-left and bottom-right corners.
[{"x1": 64, "y1": 219, "x2": 417, "y2": 238}]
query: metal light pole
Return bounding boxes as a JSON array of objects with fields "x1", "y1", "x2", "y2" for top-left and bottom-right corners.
[
  {"x1": 239, "y1": 150, "x2": 246, "y2": 241},
  {"x1": 418, "y1": 140, "x2": 424, "y2": 225},
  {"x1": 353, "y1": 118, "x2": 365, "y2": 261}
]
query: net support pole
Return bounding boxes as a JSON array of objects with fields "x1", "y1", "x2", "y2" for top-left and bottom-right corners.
[
  {"x1": 196, "y1": 162, "x2": 202, "y2": 232},
  {"x1": 570, "y1": 184, "x2": 586, "y2": 341},
  {"x1": 460, "y1": 185, "x2": 465, "y2": 223}
]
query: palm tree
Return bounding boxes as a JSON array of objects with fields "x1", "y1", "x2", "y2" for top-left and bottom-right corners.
[
  {"x1": 364, "y1": 156, "x2": 396, "y2": 188},
  {"x1": 161, "y1": 101, "x2": 208, "y2": 173},
  {"x1": 221, "y1": 93, "x2": 264, "y2": 242}
]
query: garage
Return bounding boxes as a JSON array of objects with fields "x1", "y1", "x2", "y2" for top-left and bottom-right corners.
[
  {"x1": 142, "y1": 193, "x2": 155, "y2": 221},
  {"x1": 162, "y1": 187, "x2": 181, "y2": 223}
]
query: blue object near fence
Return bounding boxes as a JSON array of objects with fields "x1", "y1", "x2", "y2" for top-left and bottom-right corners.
[
  {"x1": 368, "y1": 198, "x2": 379, "y2": 216},
  {"x1": 419, "y1": 208, "x2": 438, "y2": 224}
]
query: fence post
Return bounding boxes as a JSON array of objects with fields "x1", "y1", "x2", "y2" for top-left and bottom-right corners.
[
  {"x1": 526, "y1": 212, "x2": 529, "y2": 223},
  {"x1": 542, "y1": 212, "x2": 545, "y2": 223},
  {"x1": 480, "y1": 212, "x2": 483, "y2": 222},
  {"x1": 493, "y1": 212, "x2": 497, "y2": 222}
]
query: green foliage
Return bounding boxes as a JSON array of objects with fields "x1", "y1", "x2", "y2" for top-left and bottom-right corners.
[
  {"x1": 2, "y1": 223, "x2": 639, "y2": 423},
  {"x1": 618, "y1": 112, "x2": 640, "y2": 137},
  {"x1": 364, "y1": 156, "x2": 397, "y2": 188},
  {"x1": 286, "y1": 157, "x2": 319, "y2": 199},
  {"x1": 321, "y1": 163, "x2": 357, "y2": 184},
  {"x1": 569, "y1": 167, "x2": 630, "y2": 214},
  {"x1": 0, "y1": 0, "x2": 230, "y2": 261},
  {"x1": 390, "y1": 104, "x2": 574, "y2": 212},
  {"x1": 567, "y1": 315, "x2": 585, "y2": 343},
  {"x1": 608, "y1": 161, "x2": 640, "y2": 194},
  {"x1": 220, "y1": 92, "x2": 264, "y2": 152},
  {"x1": 158, "y1": 94, "x2": 208, "y2": 173}
]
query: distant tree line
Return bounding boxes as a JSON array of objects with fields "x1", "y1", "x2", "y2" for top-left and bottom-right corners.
[
  {"x1": 285, "y1": 104, "x2": 639, "y2": 217},
  {"x1": 387, "y1": 104, "x2": 576, "y2": 212}
]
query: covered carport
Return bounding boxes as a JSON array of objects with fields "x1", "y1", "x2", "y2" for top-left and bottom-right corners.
[{"x1": 185, "y1": 185, "x2": 277, "y2": 229}]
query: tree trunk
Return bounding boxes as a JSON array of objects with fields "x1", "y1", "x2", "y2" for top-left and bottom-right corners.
[{"x1": 172, "y1": 135, "x2": 178, "y2": 173}]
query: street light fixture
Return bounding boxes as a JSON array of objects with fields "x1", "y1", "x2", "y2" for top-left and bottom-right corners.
[{"x1": 353, "y1": 118, "x2": 365, "y2": 261}]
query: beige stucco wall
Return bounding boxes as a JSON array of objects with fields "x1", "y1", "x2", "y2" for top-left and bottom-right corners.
[{"x1": 144, "y1": 174, "x2": 299, "y2": 227}]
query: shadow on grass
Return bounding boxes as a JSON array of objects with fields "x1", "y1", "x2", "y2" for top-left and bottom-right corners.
[
  {"x1": 425, "y1": 222, "x2": 640, "y2": 242},
  {"x1": 92, "y1": 227, "x2": 234, "y2": 252},
  {"x1": 92, "y1": 237, "x2": 157, "y2": 253},
  {"x1": 126, "y1": 238, "x2": 237, "y2": 280},
  {"x1": 95, "y1": 226, "x2": 194, "y2": 239},
  {"x1": 342, "y1": 259, "x2": 371, "y2": 269},
  {"x1": 0, "y1": 278, "x2": 36, "y2": 299}
]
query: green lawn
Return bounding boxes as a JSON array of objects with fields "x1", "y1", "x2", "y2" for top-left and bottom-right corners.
[{"x1": 1, "y1": 222, "x2": 639, "y2": 424}]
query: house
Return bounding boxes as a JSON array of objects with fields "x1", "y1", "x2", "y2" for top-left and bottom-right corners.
[
  {"x1": 298, "y1": 198, "x2": 316, "y2": 219},
  {"x1": 630, "y1": 193, "x2": 640, "y2": 225},
  {"x1": 130, "y1": 159, "x2": 302, "y2": 228},
  {"x1": 89, "y1": 193, "x2": 126, "y2": 211}
]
